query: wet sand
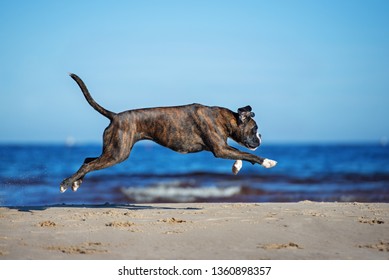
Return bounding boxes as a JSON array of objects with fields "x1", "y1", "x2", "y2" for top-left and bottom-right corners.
[{"x1": 0, "y1": 202, "x2": 388, "y2": 259}]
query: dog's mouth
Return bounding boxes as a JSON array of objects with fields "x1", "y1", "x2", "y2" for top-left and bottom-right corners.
[
  {"x1": 247, "y1": 144, "x2": 259, "y2": 151},
  {"x1": 243, "y1": 140, "x2": 260, "y2": 151},
  {"x1": 245, "y1": 134, "x2": 261, "y2": 151}
]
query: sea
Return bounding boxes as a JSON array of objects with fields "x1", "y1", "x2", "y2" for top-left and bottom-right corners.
[{"x1": 1, "y1": 142, "x2": 389, "y2": 206}]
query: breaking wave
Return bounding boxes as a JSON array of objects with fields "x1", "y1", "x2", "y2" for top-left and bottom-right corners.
[{"x1": 121, "y1": 181, "x2": 242, "y2": 202}]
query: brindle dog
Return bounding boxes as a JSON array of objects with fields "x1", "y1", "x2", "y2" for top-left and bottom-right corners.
[{"x1": 60, "y1": 74, "x2": 277, "y2": 193}]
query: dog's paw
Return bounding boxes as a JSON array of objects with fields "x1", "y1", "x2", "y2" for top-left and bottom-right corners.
[
  {"x1": 262, "y1": 158, "x2": 277, "y2": 168},
  {"x1": 60, "y1": 180, "x2": 70, "y2": 193},
  {"x1": 72, "y1": 180, "x2": 82, "y2": 192},
  {"x1": 60, "y1": 184, "x2": 68, "y2": 193},
  {"x1": 232, "y1": 160, "x2": 243, "y2": 175}
]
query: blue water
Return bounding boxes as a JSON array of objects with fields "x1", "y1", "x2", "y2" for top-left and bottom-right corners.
[{"x1": 1, "y1": 142, "x2": 389, "y2": 206}]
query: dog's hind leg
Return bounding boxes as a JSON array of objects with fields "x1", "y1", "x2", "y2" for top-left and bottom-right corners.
[
  {"x1": 60, "y1": 126, "x2": 135, "y2": 193},
  {"x1": 66, "y1": 157, "x2": 96, "y2": 192},
  {"x1": 60, "y1": 145, "x2": 132, "y2": 193}
]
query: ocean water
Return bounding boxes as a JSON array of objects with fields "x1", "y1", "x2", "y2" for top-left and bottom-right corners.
[{"x1": 0, "y1": 142, "x2": 389, "y2": 206}]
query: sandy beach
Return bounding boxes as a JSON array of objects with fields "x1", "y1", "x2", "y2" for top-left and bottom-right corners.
[{"x1": 0, "y1": 202, "x2": 388, "y2": 260}]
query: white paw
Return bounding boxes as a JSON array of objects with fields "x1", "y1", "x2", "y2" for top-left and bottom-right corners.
[
  {"x1": 232, "y1": 160, "x2": 243, "y2": 175},
  {"x1": 262, "y1": 158, "x2": 277, "y2": 168},
  {"x1": 60, "y1": 185, "x2": 67, "y2": 193},
  {"x1": 72, "y1": 181, "x2": 81, "y2": 192}
]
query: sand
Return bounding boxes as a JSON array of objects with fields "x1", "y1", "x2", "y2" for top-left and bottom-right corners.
[{"x1": 0, "y1": 202, "x2": 388, "y2": 260}]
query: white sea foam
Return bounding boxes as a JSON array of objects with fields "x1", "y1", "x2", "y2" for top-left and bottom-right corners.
[{"x1": 121, "y1": 182, "x2": 241, "y2": 202}]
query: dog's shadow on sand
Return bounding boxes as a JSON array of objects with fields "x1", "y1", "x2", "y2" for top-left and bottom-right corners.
[{"x1": 6, "y1": 203, "x2": 203, "y2": 213}]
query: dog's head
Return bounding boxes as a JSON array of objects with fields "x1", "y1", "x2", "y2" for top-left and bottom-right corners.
[{"x1": 234, "y1": 106, "x2": 261, "y2": 150}]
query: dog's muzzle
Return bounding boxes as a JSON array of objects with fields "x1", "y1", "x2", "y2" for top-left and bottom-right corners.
[{"x1": 245, "y1": 133, "x2": 261, "y2": 151}]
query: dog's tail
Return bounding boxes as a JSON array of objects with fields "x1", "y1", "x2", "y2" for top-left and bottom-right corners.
[{"x1": 69, "y1": 73, "x2": 116, "y2": 120}]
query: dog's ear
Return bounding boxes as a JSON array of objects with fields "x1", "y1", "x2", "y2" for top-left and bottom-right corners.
[{"x1": 238, "y1": 106, "x2": 255, "y2": 123}]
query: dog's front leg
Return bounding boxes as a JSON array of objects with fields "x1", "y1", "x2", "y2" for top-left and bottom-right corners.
[{"x1": 211, "y1": 145, "x2": 277, "y2": 169}]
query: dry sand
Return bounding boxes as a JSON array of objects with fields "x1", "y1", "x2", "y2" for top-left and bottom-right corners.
[{"x1": 0, "y1": 202, "x2": 388, "y2": 260}]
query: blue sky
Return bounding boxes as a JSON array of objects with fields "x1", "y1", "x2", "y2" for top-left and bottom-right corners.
[{"x1": 1, "y1": 0, "x2": 388, "y2": 144}]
